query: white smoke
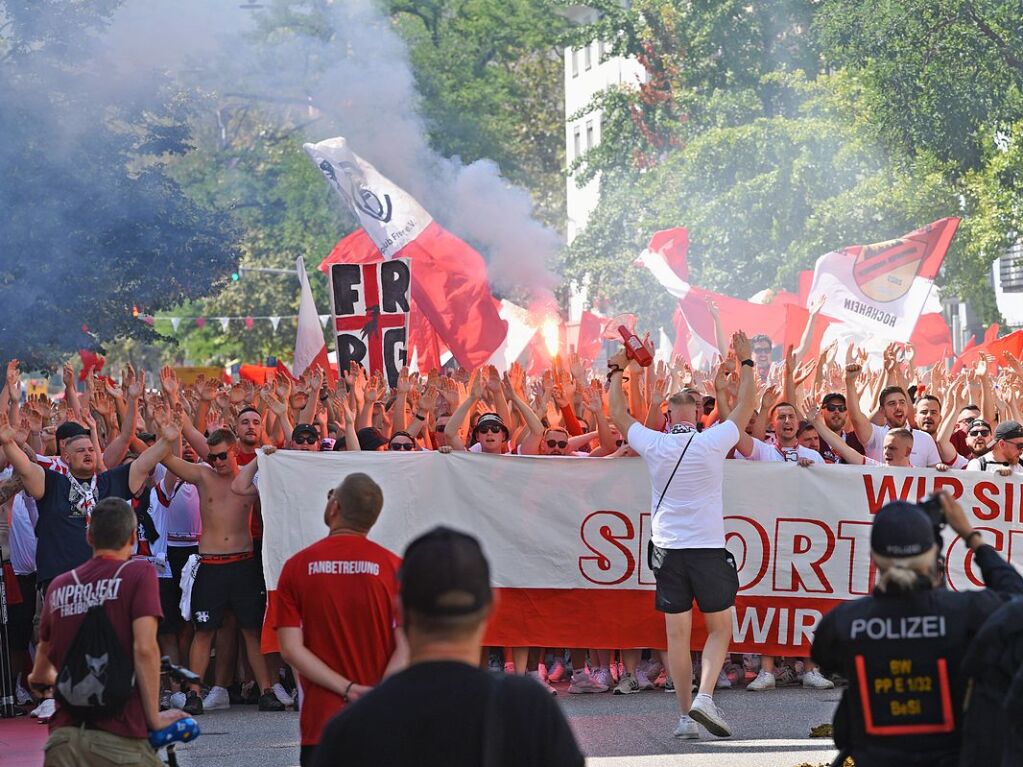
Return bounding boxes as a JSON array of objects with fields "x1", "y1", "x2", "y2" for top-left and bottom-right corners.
[{"x1": 101, "y1": 0, "x2": 561, "y2": 298}]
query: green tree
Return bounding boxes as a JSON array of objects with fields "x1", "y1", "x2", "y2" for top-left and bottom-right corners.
[
  {"x1": 390, "y1": 0, "x2": 568, "y2": 230},
  {"x1": 0, "y1": 0, "x2": 240, "y2": 370}
]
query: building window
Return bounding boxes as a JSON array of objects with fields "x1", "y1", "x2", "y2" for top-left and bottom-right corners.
[
  {"x1": 585, "y1": 120, "x2": 594, "y2": 150},
  {"x1": 573, "y1": 126, "x2": 582, "y2": 159},
  {"x1": 584, "y1": 43, "x2": 592, "y2": 70},
  {"x1": 598, "y1": 40, "x2": 606, "y2": 62},
  {"x1": 571, "y1": 48, "x2": 578, "y2": 77}
]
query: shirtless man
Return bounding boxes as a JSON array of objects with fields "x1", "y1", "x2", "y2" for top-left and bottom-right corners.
[{"x1": 161, "y1": 425, "x2": 284, "y2": 714}]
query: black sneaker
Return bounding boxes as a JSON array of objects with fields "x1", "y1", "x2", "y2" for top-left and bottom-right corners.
[
  {"x1": 227, "y1": 683, "x2": 245, "y2": 705},
  {"x1": 183, "y1": 690, "x2": 204, "y2": 716},
  {"x1": 240, "y1": 680, "x2": 260, "y2": 705},
  {"x1": 258, "y1": 689, "x2": 285, "y2": 712}
]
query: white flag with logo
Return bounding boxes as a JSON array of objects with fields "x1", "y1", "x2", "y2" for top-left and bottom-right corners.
[{"x1": 304, "y1": 137, "x2": 432, "y2": 261}]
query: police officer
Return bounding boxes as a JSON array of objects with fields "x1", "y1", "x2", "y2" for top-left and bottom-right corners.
[{"x1": 811, "y1": 492, "x2": 1023, "y2": 767}]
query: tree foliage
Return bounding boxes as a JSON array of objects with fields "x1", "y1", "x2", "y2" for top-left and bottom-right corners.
[
  {"x1": 0, "y1": 0, "x2": 240, "y2": 370},
  {"x1": 566, "y1": 0, "x2": 1022, "y2": 327}
]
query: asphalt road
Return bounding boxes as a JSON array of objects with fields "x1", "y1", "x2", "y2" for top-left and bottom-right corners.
[{"x1": 172, "y1": 684, "x2": 840, "y2": 767}]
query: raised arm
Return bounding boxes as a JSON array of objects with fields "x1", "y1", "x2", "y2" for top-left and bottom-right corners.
[
  {"x1": 103, "y1": 372, "x2": 143, "y2": 468},
  {"x1": 844, "y1": 362, "x2": 874, "y2": 445},
  {"x1": 128, "y1": 419, "x2": 178, "y2": 496},
  {"x1": 607, "y1": 348, "x2": 638, "y2": 437},
  {"x1": 0, "y1": 411, "x2": 44, "y2": 499},
  {"x1": 803, "y1": 396, "x2": 865, "y2": 466},
  {"x1": 727, "y1": 332, "x2": 757, "y2": 430},
  {"x1": 62, "y1": 362, "x2": 83, "y2": 422},
  {"x1": 443, "y1": 372, "x2": 483, "y2": 451}
]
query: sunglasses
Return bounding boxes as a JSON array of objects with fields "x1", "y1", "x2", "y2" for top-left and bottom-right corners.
[
  {"x1": 546, "y1": 439, "x2": 568, "y2": 449},
  {"x1": 207, "y1": 450, "x2": 230, "y2": 462},
  {"x1": 293, "y1": 436, "x2": 317, "y2": 445},
  {"x1": 823, "y1": 404, "x2": 847, "y2": 413},
  {"x1": 389, "y1": 442, "x2": 414, "y2": 451},
  {"x1": 477, "y1": 424, "x2": 504, "y2": 435},
  {"x1": 968, "y1": 429, "x2": 991, "y2": 437}
]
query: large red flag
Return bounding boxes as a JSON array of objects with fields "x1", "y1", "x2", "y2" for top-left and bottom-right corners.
[{"x1": 307, "y1": 138, "x2": 507, "y2": 368}]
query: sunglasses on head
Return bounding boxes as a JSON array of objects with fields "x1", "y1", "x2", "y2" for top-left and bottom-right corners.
[
  {"x1": 293, "y1": 436, "x2": 317, "y2": 445},
  {"x1": 389, "y1": 441, "x2": 414, "y2": 451},
  {"x1": 823, "y1": 404, "x2": 847, "y2": 412},
  {"x1": 546, "y1": 439, "x2": 568, "y2": 449},
  {"x1": 477, "y1": 424, "x2": 504, "y2": 435},
  {"x1": 969, "y1": 428, "x2": 991, "y2": 437},
  {"x1": 207, "y1": 450, "x2": 230, "y2": 462}
]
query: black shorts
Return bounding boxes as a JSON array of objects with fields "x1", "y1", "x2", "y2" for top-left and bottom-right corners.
[
  {"x1": 190, "y1": 555, "x2": 266, "y2": 631},
  {"x1": 8, "y1": 572, "x2": 37, "y2": 651},
  {"x1": 159, "y1": 546, "x2": 199, "y2": 635},
  {"x1": 650, "y1": 547, "x2": 739, "y2": 614}
]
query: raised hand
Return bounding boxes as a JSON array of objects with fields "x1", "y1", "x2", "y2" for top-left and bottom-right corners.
[
  {"x1": 731, "y1": 331, "x2": 751, "y2": 361},
  {"x1": 62, "y1": 362, "x2": 76, "y2": 389},
  {"x1": 160, "y1": 366, "x2": 179, "y2": 400},
  {"x1": 396, "y1": 366, "x2": 412, "y2": 394},
  {"x1": 127, "y1": 369, "x2": 145, "y2": 400}
]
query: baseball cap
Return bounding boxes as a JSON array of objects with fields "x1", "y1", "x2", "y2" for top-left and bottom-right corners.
[
  {"x1": 967, "y1": 419, "x2": 992, "y2": 434},
  {"x1": 995, "y1": 420, "x2": 1023, "y2": 441},
  {"x1": 870, "y1": 501, "x2": 935, "y2": 558},
  {"x1": 400, "y1": 527, "x2": 492, "y2": 617},
  {"x1": 291, "y1": 423, "x2": 319, "y2": 442},
  {"x1": 821, "y1": 392, "x2": 846, "y2": 406},
  {"x1": 55, "y1": 421, "x2": 90, "y2": 451},
  {"x1": 356, "y1": 427, "x2": 389, "y2": 451},
  {"x1": 473, "y1": 412, "x2": 508, "y2": 438}
]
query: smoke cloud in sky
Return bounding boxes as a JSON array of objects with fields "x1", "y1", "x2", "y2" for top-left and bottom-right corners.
[{"x1": 100, "y1": 0, "x2": 562, "y2": 300}]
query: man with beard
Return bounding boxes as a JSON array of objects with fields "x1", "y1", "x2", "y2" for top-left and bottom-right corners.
[
  {"x1": 913, "y1": 395, "x2": 966, "y2": 468},
  {"x1": 961, "y1": 418, "x2": 993, "y2": 462},
  {"x1": 161, "y1": 425, "x2": 284, "y2": 715},
  {"x1": 966, "y1": 420, "x2": 1023, "y2": 476},
  {"x1": 815, "y1": 393, "x2": 866, "y2": 464},
  {"x1": 736, "y1": 402, "x2": 824, "y2": 466},
  {"x1": 806, "y1": 399, "x2": 915, "y2": 469},
  {"x1": 845, "y1": 366, "x2": 940, "y2": 467}
]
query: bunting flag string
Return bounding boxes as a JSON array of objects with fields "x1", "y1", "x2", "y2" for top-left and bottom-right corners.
[{"x1": 141, "y1": 314, "x2": 305, "y2": 333}]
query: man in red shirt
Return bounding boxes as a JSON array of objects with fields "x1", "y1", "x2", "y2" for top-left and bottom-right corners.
[
  {"x1": 275, "y1": 472, "x2": 405, "y2": 767},
  {"x1": 29, "y1": 496, "x2": 186, "y2": 766}
]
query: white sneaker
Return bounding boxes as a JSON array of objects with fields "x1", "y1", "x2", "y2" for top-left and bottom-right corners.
[
  {"x1": 16, "y1": 680, "x2": 33, "y2": 705},
  {"x1": 716, "y1": 669, "x2": 732, "y2": 689},
  {"x1": 746, "y1": 669, "x2": 776, "y2": 691},
  {"x1": 202, "y1": 685, "x2": 231, "y2": 711},
  {"x1": 527, "y1": 670, "x2": 557, "y2": 695},
  {"x1": 689, "y1": 693, "x2": 731, "y2": 737},
  {"x1": 802, "y1": 668, "x2": 835, "y2": 689},
  {"x1": 591, "y1": 666, "x2": 614, "y2": 689},
  {"x1": 31, "y1": 698, "x2": 56, "y2": 722},
  {"x1": 673, "y1": 714, "x2": 699, "y2": 739},
  {"x1": 634, "y1": 669, "x2": 655, "y2": 691},
  {"x1": 271, "y1": 682, "x2": 295, "y2": 706},
  {"x1": 613, "y1": 672, "x2": 642, "y2": 695},
  {"x1": 169, "y1": 691, "x2": 187, "y2": 709},
  {"x1": 568, "y1": 670, "x2": 608, "y2": 694}
]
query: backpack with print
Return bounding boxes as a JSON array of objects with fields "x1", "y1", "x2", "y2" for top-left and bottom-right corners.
[{"x1": 55, "y1": 563, "x2": 136, "y2": 717}]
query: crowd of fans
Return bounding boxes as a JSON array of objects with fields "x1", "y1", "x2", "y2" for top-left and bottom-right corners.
[{"x1": 0, "y1": 331, "x2": 1018, "y2": 725}]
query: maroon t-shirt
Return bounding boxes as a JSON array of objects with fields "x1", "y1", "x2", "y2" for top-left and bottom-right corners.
[{"x1": 41, "y1": 557, "x2": 162, "y2": 738}]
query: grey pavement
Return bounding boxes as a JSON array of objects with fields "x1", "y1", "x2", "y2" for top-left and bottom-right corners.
[{"x1": 173, "y1": 685, "x2": 840, "y2": 767}]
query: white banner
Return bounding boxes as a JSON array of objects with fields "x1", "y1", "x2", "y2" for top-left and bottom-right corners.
[{"x1": 257, "y1": 452, "x2": 1021, "y2": 651}]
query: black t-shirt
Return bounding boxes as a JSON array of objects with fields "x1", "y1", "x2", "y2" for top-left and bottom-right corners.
[
  {"x1": 313, "y1": 661, "x2": 585, "y2": 767},
  {"x1": 35, "y1": 464, "x2": 135, "y2": 583}
]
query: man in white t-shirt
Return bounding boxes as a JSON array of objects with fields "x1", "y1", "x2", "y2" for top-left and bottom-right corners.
[
  {"x1": 735, "y1": 402, "x2": 824, "y2": 466},
  {"x1": 966, "y1": 420, "x2": 1023, "y2": 476},
  {"x1": 607, "y1": 332, "x2": 756, "y2": 740},
  {"x1": 806, "y1": 399, "x2": 914, "y2": 468},
  {"x1": 844, "y1": 365, "x2": 941, "y2": 467}
]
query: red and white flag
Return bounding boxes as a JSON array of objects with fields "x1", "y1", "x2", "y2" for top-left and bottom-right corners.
[
  {"x1": 292, "y1": 256, "x2": 332, "y2": 380},
  {"x1": 636, "y1": 228, "x2": 795, "y2": 366},
  {"x1": 305, "y1": 137, "x2": 507, "y2": 368},
  {"x1": 807, "y1": 218, "x2": 959, "y2": 341}
]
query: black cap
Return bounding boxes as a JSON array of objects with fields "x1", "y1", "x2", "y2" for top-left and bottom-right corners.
[
  {"x1": 995, "y1": 420, "x2": 1023, "y2": 441},
  {"x1": 400, "y1": 527, "x2": 492, "y2": 617},
  {"x1": 291, "y1": 423, "x2": 319, "y2": 441},
  {"x1": 871, "y1": 501, "x2": 935, "y2": 558},
  {"x1": 821, "y1": 391, "x2": 846, "y2": 406},
  {"x1": 967, "y1": 419, "x2": 992, "y2": 434},
  {"x1": 55, "y1": 421, "x2": 89, "y2": 451},
  {"x1": 356, "y1": 427, "x2": 388, "y2": 451}
]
